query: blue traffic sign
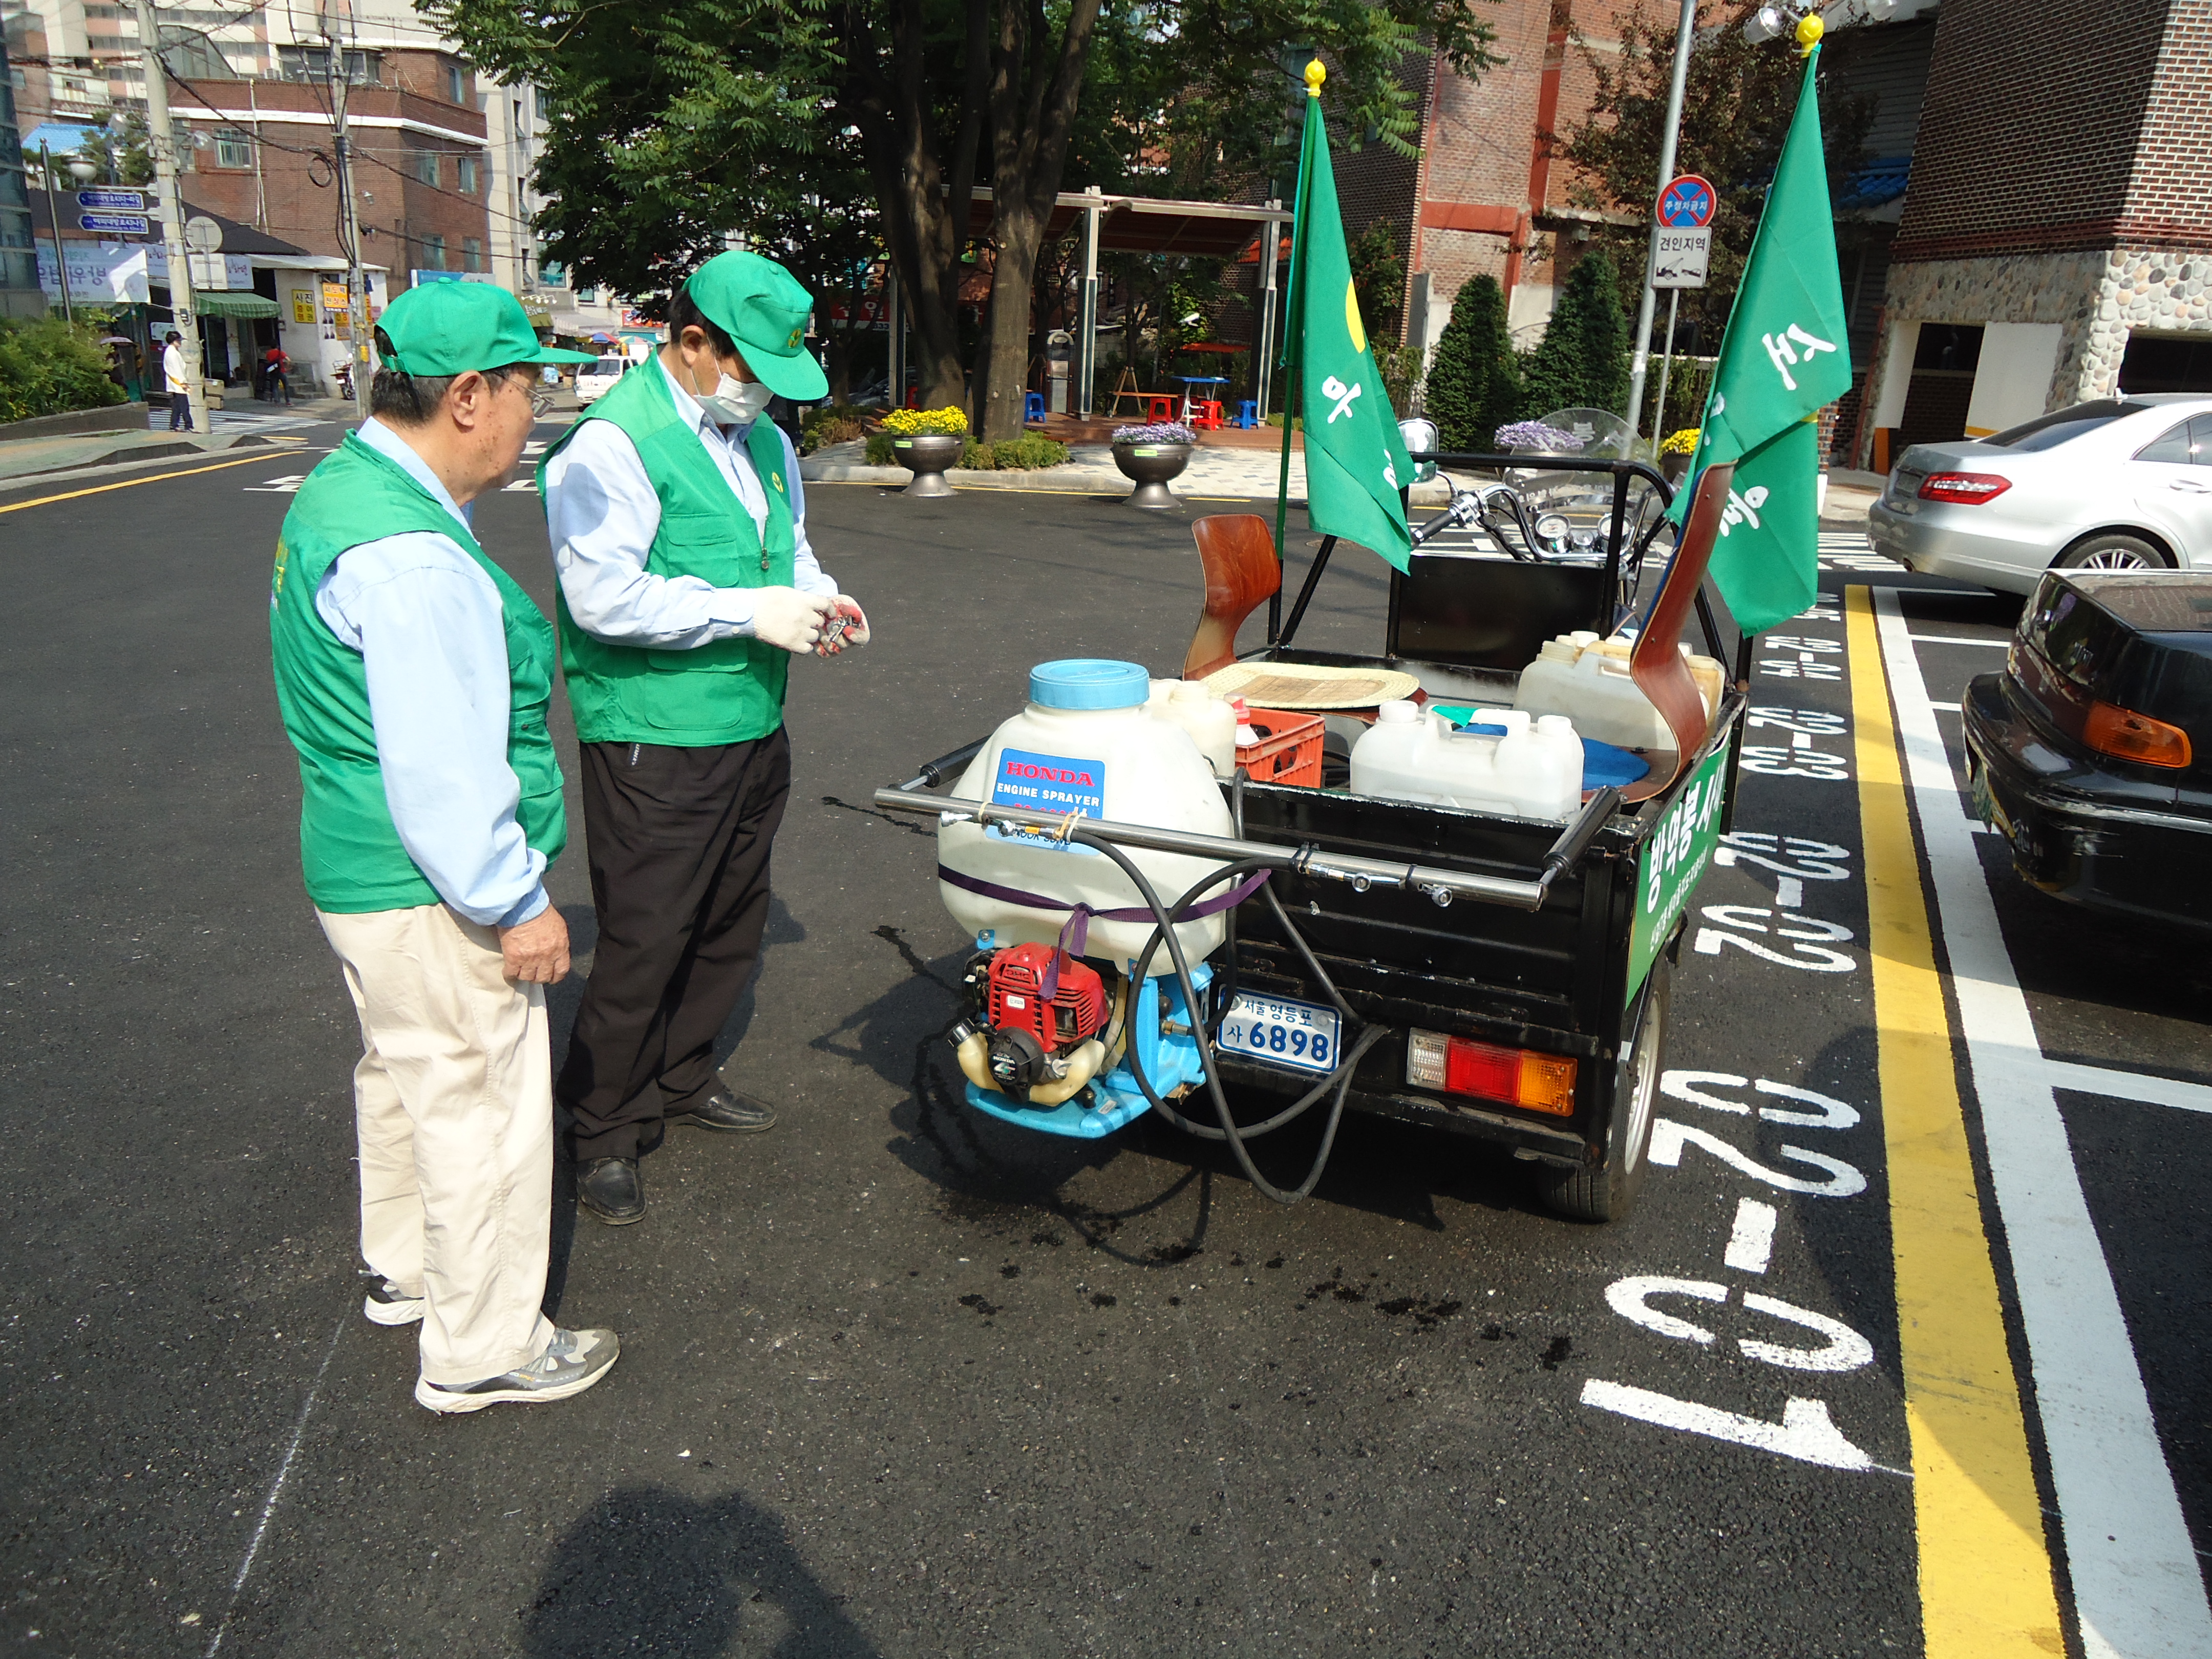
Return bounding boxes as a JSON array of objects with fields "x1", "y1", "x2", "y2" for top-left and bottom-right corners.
[
  {"x1": 1657, "y1": 174, "x2": 1716, "y2": 229},
  {"x1": 78, "y1": 211, "x2": 151, "y2": 236},
  {"x1": 76, "y1": 188, "x2": 145, "y2": 211}
]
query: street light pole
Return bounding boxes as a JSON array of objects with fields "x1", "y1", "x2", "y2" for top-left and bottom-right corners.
[
  {"x1": 136, "y1": 0, "x2": 206, "y2": 431},
  {"x1": 1624, "y1": 0, "x2": 1698, "y2": 443},
  {"x1": 325, "y1": 23, "x2": 372, "y2": 389},
  {"x1": 36, "y1": 143, "x2": 74, "y2": 325}
]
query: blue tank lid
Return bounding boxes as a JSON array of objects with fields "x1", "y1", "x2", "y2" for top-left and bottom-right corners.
[{"x1": 1029, "y1": 658, "x2": 1150, "y2": 710}]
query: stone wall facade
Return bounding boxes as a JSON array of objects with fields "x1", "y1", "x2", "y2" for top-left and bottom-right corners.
[{"x1": 1856, "y1": 245, "x2": 2212, "y2": 465}]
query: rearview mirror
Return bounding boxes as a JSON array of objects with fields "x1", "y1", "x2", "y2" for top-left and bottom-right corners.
[{"x1": 1398, "y1": 416, "x2": 1438, "y2": 484}]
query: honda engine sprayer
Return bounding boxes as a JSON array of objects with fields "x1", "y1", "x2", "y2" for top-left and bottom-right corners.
[{"x1": 886, "y1": 656, "x2": 1634, "y2": 1207}]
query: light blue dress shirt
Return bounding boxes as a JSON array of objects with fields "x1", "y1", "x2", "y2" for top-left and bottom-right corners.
[
  {"x1": 541, "y1": 357, "x2": 838, "y2": 648},
  {"x1": 308, "y1": 418, "x2": 549, "y2": 929}
]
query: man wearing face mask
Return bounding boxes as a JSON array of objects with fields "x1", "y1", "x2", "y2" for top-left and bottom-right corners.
[{"x1": 537, "y1": 249, "x2": 869, "y2": 1226}]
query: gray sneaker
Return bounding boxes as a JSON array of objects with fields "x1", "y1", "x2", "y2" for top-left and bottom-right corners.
[
  {"x1": 363, "y1": 1276, "x2": 424, "y2": 1327},
  {"x1": 413, "y1": 1327, "x2": 620, "y2": 1414}
]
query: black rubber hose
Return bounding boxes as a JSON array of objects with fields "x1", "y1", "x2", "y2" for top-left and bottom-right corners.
[{"x1": 1076, "y1": 830, "x2": 1385, "y2": 1206}]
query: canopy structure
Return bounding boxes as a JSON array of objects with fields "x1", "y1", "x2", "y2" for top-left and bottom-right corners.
[
  {"x1": 194, "y1": 290, "x2": 281, "y2": 320},
  {"x1": 905, "y1": 187, "x2": 1294, "y2": 416}
]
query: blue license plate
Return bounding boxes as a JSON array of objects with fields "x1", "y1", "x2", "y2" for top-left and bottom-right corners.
[{"x1": 1220, "y1": 993, "x2": 1342, "y2": 1075}]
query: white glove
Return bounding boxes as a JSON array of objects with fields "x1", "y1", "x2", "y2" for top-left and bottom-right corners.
[
  {"x1": 815, "y1": 595, "x2": 870, "y2": 656},
  {"x1": 750, "y1": 586, "x2": 834, "y2": 654}
]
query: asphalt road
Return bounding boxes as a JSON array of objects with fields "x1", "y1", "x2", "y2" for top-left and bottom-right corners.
[{"x1": 2, "y1": 423, "x2": 2205, "y2": 1656}]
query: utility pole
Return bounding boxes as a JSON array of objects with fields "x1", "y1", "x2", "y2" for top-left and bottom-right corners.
[
  {"x1": 324, "y1": 16, "x2": 372, "y2": 390},
  {"x1": 1624, "y1": 0, "x2": 1698, "y2": 444},
  {"x1": 137, "y1": 0, "x2": 205, "y2": 430},
  {"x1": 36, "y1": 142, "x2": 74, "y2": 325}
]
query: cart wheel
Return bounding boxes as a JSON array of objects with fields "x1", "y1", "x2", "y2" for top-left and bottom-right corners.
[{"x1": 1538, "y1": 958, "x2": 1669, "y2": 1223}]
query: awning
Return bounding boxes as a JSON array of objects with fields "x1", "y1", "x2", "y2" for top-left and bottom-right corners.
[{"x1": 194, "y1": 290, "x2": 280, "y2": 319}]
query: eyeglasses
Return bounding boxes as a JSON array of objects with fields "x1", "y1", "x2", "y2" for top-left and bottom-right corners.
[{"x1": 529, "y1": 387, "x2": 555, "y2": 417}]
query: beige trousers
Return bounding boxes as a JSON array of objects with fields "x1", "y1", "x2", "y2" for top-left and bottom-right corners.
[{"x1": 317, "y1": 903, "x2": 556, "y2": 1385}]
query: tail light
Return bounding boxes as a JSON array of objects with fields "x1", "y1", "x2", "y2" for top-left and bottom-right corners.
[
  {"x1": 1919, "y1": 472, "x2": 2012, "y2": 504},
  {"x1": 2085, "y1": 700, "x2": 2193, "y2": 768},
  {"x1": 1406, "y1": 1030, "x2": 1578, "y2": 1115}
]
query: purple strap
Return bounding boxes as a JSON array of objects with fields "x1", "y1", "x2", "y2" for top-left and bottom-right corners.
[{"x1": 939, "y1": 864, "x2": 1271, "y2": 979}]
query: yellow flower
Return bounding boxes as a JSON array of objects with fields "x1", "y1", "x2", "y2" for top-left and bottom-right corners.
[{"x1": 881, "y1": 406, "x2": 969, "y2": 436}]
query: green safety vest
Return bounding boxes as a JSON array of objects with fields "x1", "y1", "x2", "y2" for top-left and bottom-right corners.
[
  {"x1": 269, "y1": 431, "x2": 567, "y2": 914},
  {"x1": 537, "y1": 362, "x2": 798, "y2": 746}
]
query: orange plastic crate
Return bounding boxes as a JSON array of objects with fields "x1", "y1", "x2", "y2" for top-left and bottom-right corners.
[{"x1": 1234, "y1": 707, "x2": 1325, "y2": 787}]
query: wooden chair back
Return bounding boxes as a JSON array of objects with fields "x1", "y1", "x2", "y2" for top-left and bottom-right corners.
[{"x1": 1184, "y1": 515, "x2": 1283, "y2": 680}]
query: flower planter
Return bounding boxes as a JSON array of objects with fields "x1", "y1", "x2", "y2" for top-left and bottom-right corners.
[
  {"x1": 1113, "y1": 441, "x2": 1192, "y2": 509},
  {"x1": 893, "y1": 432, "x2": 964, "y2": 498}
]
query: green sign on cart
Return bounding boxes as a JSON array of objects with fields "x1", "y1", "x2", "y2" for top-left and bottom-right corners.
[{"x1": 1626, "y1": 747, "x2": 1730, "y2": 1003}]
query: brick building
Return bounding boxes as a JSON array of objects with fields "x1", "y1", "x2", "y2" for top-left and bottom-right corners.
[
  {"x1": 1859, "y1": 0, "x2": 2212, "y2": 467},
  {"x1": 165, "y1": 53, "x2": 494, "y2": 292},
  {"x1": 1332, "y1": 0, "x2": 1647, "y2": 356}
]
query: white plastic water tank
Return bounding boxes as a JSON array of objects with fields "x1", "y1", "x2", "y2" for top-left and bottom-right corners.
[
  {"x1": 1512, "y1": 633, "x2": 1723, "y2": 750},
  {"x1": 940, "y1": 660, "x2": 1237, "y2": 973},
  {"x1": 1146, "y1": 678, "x2": 1237, "y2": 776},
  {"x1": 1349, "y1": 702, "x2": 1584, "y2": 821}
]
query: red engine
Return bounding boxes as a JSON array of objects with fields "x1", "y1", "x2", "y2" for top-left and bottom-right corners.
[{"x1": 986, "y1": 943, "x2": 1107, "y2": 1051}]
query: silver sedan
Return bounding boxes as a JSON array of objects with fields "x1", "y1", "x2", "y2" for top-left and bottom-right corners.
[{"x1": 1866, "y1": 393, "x2": 2212, "y2": 595}]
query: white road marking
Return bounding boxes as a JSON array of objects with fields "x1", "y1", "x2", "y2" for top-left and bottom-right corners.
[
  {"x1": 1725, "y1": 1198, "x2": 1778, "y2": 1272},
  {"x1": 203, "y1": 1311, "x2": 345, "y2": 1656},
  {"x1": 1874, "y1": 584, "x2": 2212, "y2": 1659},
  {"x1": 1580, "y1": 1380, "x2": 1883, "y2": 1472},
  {"x1": 1926, "y1": 701, "x2": 1961, "y2": 712},
  {"x1": 1908, "y1": 634, "x2": 2009, "y2": 647},
  {"x1": 2043, "y1": 1058, "x2": 2212, "y2": 1116}
]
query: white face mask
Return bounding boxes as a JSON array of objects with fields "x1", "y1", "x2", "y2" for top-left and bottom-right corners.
[{"x1": 697, "y1": 370, "x2": 774, "y2": 426}]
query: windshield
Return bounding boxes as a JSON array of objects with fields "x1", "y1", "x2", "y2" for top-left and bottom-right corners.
[
  {"x1": 1986, "y1": 400, "x2": 2155, "y2": 452},
  {"x1": 591, "y1": 357, "x2": 628, "y2": 374}
]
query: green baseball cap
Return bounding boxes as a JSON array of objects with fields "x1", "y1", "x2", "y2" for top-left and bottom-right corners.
[
  {"x1": 376, "y1": 281, "x2": 595, "y2": 375},
  {"x1": 683, "y1": 250, "x2": 828, "y2": 402}
]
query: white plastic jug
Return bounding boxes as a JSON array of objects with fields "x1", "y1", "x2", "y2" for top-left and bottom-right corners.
[
  {"x1": 941, "y1": 660, "x2": 1236, "y2": 973},
  {"x1": 1512, "y1": 633, "x2": 1723, "y2": 751},
  {"x1": 1349, "y1": 702, "x2": 1584, "y2": 821},
  {"x1": 1147, "y1": 679, "x2": 1238, "y2": 777}
]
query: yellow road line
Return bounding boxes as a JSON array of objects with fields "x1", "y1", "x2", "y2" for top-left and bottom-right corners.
[
  {"x1": 1845, "y1": 585, "x2": 2064, "y2": 1656},
  {"x1": 0, "y1": 452, "x2": 285, "y2": 515}
]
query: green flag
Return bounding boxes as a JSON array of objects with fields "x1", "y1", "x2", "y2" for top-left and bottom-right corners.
[
  {"x1": 1674, "y1": 47, "x2": 1851, "y2": 634},
  {"x1": 1279, "y1": 60, "x2": 1415, "y2": 573}
]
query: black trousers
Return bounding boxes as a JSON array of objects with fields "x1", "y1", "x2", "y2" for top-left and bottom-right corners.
[{"x1": 558, "y1": 728, "x2": 792, "y2": 1161}]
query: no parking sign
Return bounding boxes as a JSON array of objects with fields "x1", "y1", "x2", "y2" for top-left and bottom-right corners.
[{"x1": 1658, "y1": 175, "x2": 1716, "y2": 228}]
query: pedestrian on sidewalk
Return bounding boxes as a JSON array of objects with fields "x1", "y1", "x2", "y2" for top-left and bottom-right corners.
[
  {"x1": 267, "y1": 282, "x2": 612, "y2": 1414},
  {"x1": 537, "y1": 249, "x2": 870, "y2": 1227},
  {"x1": 162, "y1": 331, "x2": 193, "y2": 431},
  {"x1": 263, "y1": 343, "x2": 293, "y2": 406}
]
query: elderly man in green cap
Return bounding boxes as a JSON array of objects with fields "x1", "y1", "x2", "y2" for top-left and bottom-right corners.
[
  {"x1": 269, "y1": 281, "x2": 621, "y2": 1413},
  {"x1": 538, "y1": 249, "x2": 868, "y2": 1226}
]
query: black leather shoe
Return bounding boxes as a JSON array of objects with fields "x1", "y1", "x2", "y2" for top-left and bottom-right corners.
[
  {"x1": 576, "y1": 1156, "x2": 644, "y2": 1225},
  {"x1": 670, "y1": 1087, "x2": 778, "y2": 1134}
]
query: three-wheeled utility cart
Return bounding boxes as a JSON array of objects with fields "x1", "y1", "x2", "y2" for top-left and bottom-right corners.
[{"x1": 875, "y1": 455, "x2": 1751, "y2": 1220}]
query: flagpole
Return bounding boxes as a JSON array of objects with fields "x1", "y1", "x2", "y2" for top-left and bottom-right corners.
[
  {"x1": 1679, "y1": 35, "x2": 1821, "y2": 505},
  {"x1": 1271, "y1": 59, "x2": 1326, "y2": 643}
]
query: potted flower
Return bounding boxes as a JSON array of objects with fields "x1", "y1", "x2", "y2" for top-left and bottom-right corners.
[
  {"x1": 881, "y1": 406, "x2": 969, "y2": 497},
  {"x1": 1493, "y1": 419, "x2": 1584, "y2": 456},
  {"x1": 1112, "y1": 421, "x2": 1197, "y2": 509},
  {"x1": 1658, "y1": 427, "x2": 1699, "y2": 483}
]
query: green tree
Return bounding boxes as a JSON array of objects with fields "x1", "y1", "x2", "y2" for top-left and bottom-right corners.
[
  {"x1": 1422, "y1": 274, "x2": 1519, "y2": 449},
  {"x1": 432, "y1": 0, "x2": 1498, "y2": 439},
  {"x1": 1559, "y1": 1, "x2": 1870, "y2": 349},
  {"x1": 0, "y1": 317, "x2": 127, "y2": 424},
  {"x1": 1347, "y1": 220, "x2": 1406, "y2": 342},
  {"x1": 1520, "y1": 249, "x2": 1630, "y2": 416},
  {"x1": 78, "y1": 112, "x2": 154, "y2": 187}
]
